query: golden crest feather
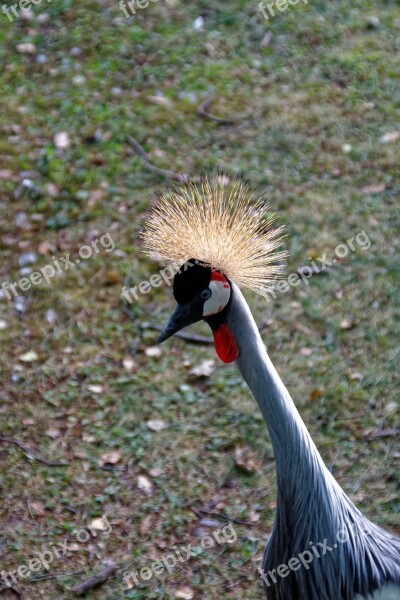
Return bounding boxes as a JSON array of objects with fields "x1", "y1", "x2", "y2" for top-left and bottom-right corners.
[{"x1": 141, "y1": 174, "x2": 287, "y2": 298}]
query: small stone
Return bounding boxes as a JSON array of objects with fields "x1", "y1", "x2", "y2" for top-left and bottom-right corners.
[
  {"x1": 54, "y1": 131, "x2": 71, "y2": 149},
  {"x1": 36, "y1": 13, "x2": 50, "y2": 24},
  {"x1": 19, "y1": 251, "x2": 37, "y2": 267},
  {"x1": 194, "y1": 16, "x2": 204, "y2": 31},
  {"x1": 260, "y1": 31, "x2": 272, "y2": 48},
  {"x1": 122, "y1": 356, "x2": 136, "y2": 371},
  {"x1": 175, "y1": 587, "x2": 194, "y2": 599},
  {"x1": 366, "y1": 16, "x2": 380, "y2": 29},
  {"x1": 19, "y1": 9, "x2": 34, "y2": 21},
  {"x1": 146, "y1": 419, "x2": 168, "y2": 432},
  {"x1": 137, "y1": 475, "x2": 153, "y2": 494},
  {"x1": 45, "y1": 309, "x2": 58, "y2": 326},
  {"x1": 16, "y1": 43, "x2": 36, "y2": 55},
  {"x1": 72, "y1": 74, "x2": 86, "y2": 86},
  {"x1": 90, "y1": 517, "x2": 110, "y2": 531}
]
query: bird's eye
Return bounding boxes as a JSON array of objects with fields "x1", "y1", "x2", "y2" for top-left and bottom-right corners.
[{"x1": 200, "y1": 288, "x2": 211, "y2": 300}]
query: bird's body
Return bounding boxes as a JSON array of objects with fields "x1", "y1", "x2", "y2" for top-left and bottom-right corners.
[
  {"x1": 228, "y1": 283, "x2": 400, "y2": 599},
  {"x1": 142, "y1": 175, "x2": 400, "y2": 599}
]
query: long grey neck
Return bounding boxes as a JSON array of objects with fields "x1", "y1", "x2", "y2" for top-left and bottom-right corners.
[{"x1": 227, "y1": 284, "x2": 332, "y2": 505}]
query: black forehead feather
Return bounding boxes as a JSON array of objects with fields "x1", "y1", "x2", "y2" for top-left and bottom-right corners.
[{"x1": 173, "y1": 259, "x2": 211, "y2": 305}]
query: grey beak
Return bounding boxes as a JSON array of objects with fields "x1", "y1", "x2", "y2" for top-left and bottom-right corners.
[{"x1": 157, "y1": 302, "x2": 200, "y2": 343}]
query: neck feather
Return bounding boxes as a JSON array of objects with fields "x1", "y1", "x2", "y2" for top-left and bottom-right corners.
[{"x1": 226, "y1": 284, "x2": 337, "y2": 508}]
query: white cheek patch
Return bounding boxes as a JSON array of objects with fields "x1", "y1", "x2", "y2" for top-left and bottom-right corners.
[{"x1": 202, "y1": 280, "x2": 231, "y2": 317}]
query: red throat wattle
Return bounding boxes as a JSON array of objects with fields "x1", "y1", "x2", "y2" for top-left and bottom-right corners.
[{"x1": 213, "y1": 324, "x2": 239, "y2": 363}]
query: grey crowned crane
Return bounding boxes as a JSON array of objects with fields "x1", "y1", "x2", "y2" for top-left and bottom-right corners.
[{"x1": 141, "y1": 175, "x2": 400, "y2": 600}]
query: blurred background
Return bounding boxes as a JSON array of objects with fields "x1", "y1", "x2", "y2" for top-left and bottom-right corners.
[{"x1": 0, "y1": 0, "x2": 399, "y2": 598}]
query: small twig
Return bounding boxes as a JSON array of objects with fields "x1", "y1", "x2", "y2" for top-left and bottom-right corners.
[
  {"x1": 126, "y1": 135, "x2": 194, "y2": 182},
  {"x1": 0, "y1": 436, "x2": 68, "y2": 467},
  {"x1": 296, "y1": 266, "x2": 330, "y2": 278},
  {"x1": 71, "y1": 563, "x2": 117, "y2": 596},
  {"x1": 197, "y1": 97, "x2": 237, "y2": 126},
  {"x1": 363, "y1": 428, "x2": 399, "y2": 442},
  {"x1": 190, "y1": 507, "x2": 254, "y2": 527},
  {"x1": 26, "y1": 570, "x2": 85, "y2": 583},
  {"x1": 121, "y1": 305, "x2": 136, "y2": 321},
  {"x1": 99, "y1": 464, "x2": 128, "y2": 472}
]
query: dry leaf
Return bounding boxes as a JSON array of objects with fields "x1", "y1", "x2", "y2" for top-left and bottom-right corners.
[
  {"x1": 146, "y1": 95, "x2": 173, "y2": 109},
  {"x1": 310, "y1": 388, "x2": 322, "y2": 401},
  {"x1": 38, "y1": 240, "x2": 54, "y2": 255},
  {"x1": 145, "y1": 346, "x2": 162, "y2": 358},
  {"x1": 234, "y1": 445, "x2": 259, "y2": 474},
  {"x1": 137, "y1": 475, "x2": 153, "y2": 495},
  {"x1": 248, "y1": 511, "x2": 261, "y2": 522},
  {"x1": 350, "y1": 492, "x2": 365, "y2": 503},
  {"x1": 379, "y1": 131, "x2": 400, "y2": 144},
  {"x1": 87, "y1": 384, "x2": 103, "y2": 394},
  {"x1": 122, "y1": 356, "x2": 136, "y2": 371},
  {"x1": 300, "y1": 348, "x2": 312, "y2": 356},
  {"x1": 30, "y1": 501, "x2": 45, "y2": 516},
  {"x1": 361, "y1": 183, "x2": 385, "y2": 195},
  {"x1": 140, "y1": 514, "x2": 153, "y2": 535},
  {"x1": 188, "y1": 359, "x2": 215, "y2": 378},
  {"x1": 346, "y1": 371, "x2": 363, "y2": 381},
  {"x1": 99, "y1": 450, "x2": 121, "y2": 466},
  {"x1": 146, "y1": 419, "x2": 168, "y2": 432},
  {"x1": 45, "y1": 428, "x2": 61, "y2": 439},
  {"x1": 149, "y1": 466, "x2": 164, "y2": 477},
  {"x1": 175, "y1": 587, "x2": 194, "y2": 599},
  {"x1": 18, "y1": 350, "x2": 39, "y2": 362},
  {"x1": 384, "y1": 402, "x2": 398, "y2": 416},
  {"x1": 90, "y1": 517, "x2": 110, "y2": 531},
  {"x1": 104, "y1": 270, "x2": 121, "y2": 285}
]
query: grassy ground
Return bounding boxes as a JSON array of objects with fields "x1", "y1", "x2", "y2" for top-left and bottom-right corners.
[{"x1": 0, "y1": 0, "x2": 399, "y2": 598}]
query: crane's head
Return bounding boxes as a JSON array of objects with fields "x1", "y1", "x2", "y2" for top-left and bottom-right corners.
[
  {"x1": 141, "y1": 173, "x2": 287, "y2": 363},
  {"x1": 157, "y1": 259, "x2": 238, "y2": 362}
]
